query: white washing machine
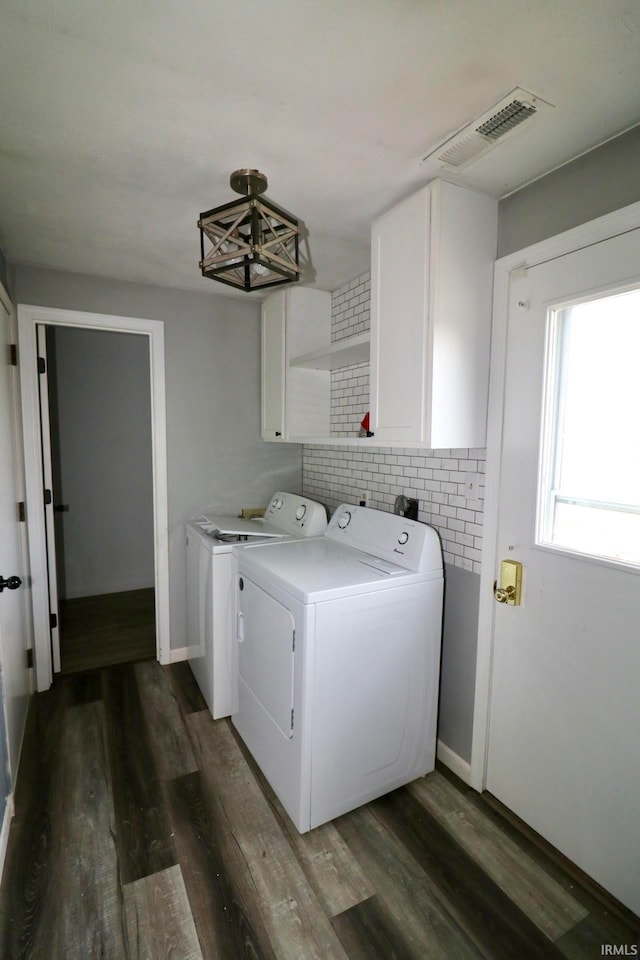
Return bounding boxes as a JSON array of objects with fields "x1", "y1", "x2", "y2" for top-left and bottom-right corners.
[
  {"x1": 233, "y1": 504, "x2": 443, "y2": 833},
  {"x1": 185, "y1": 492, "x2": 327, "y2": 719}
]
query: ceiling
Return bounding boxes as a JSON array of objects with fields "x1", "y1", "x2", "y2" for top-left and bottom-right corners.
[{"x1": 0, "y1": 0, "x2": 639, "y2": 298}]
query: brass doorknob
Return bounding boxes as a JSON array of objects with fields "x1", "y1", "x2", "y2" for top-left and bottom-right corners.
[
  {"x1": 493, "y1": 560, "x2": 522, "y2": 606},
  {"x1": 494, "y1": 584, "x2": 516, "y2": 603}
]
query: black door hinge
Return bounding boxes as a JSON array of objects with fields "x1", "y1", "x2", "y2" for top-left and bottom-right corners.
[
  {"x1": 26, "y1": 648, "x2": 34, "y2": 669},
  {"x1": 38, "y1": 356, "x2": 46, "y2": 374},
  {"x1": 44, "y1": 489, "x2": 52, "y2": 505},
  {"x1": 10, "y1": 344, "x2": 17, "y2": 366},
  {"x1": 50, "y1": 613, "x2": 57, "y2": 629},
  {"x1": 18, "y1": 501, "x2": 26, "y2": 522}
]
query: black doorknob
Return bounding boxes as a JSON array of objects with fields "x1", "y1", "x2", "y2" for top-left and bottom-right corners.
[{"x1": 0, "y1": 576, "x2": 22, "y2": 592}]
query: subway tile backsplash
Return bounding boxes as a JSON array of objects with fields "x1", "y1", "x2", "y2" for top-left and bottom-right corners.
[
  {"x1": 331, "y1": 272, "x2": 370, "y2": 343},
  {"x1": 331, "y1": 363, "x2": 369, "y2": 437},
  {"x1": 331, "y1": 272, "x2": 371, "y2": 437},
  {"x1": 304, "y1": 445, "x2": 485, "y2": 574},
  {"x1": 302, "y1": 271, "x2": 486, "y2": 574}
]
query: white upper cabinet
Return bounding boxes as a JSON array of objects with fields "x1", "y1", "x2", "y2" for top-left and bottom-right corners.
[
  {"x1": 261, "y1": 292, "x2": 287, "y2": 439},
  {"x1": 261, "y1": 287, "x2": 332, "y2": 442},
  {"x1": 370, "y1": 179, "x2": 497, "y2": 447},
  {"x1": 261, "y1": 181, "x2": 496, "y2": 447}
]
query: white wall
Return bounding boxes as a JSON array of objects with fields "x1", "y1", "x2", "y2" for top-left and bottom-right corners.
[
  {"x1": 50, "y1": 326, "x2": 154, "y2": 598},
  {"x1": 11, "y1": 266, "x2": 303, "y2": 649}
]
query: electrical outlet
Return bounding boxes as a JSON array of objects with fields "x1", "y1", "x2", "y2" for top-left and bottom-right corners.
[{"x1": 359, "y1": 491, "x2": 370, "y2": 507}]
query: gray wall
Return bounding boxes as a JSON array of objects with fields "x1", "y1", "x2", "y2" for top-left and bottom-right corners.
[
  {"x1": 12, "y1": 266, "x2": 303, "y2": 649},
  {"x1": 50, "y1": 326, "x2": 155, "y2": 598},
  {"x1": 498, "y1": 125, "x2": 640, "y2": 257},
  {"x1": 437, "y1": 564, "x2": 479, "y2": 760},
  {"x1": 0, "y1": 246, "x2": 9, "y2": 296}
]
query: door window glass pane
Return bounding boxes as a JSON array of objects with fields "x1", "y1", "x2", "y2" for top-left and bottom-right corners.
[{"x1": 538, "y1": 287, "x2": 640, "y2": 568}]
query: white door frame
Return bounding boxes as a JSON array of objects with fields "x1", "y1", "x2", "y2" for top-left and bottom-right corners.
[
  {"x1": 470, "y1": 199, "x2": 640, "y2": 791},
  {"x1": 18, "y1": 304, "x2": 171, "y2": 691}
]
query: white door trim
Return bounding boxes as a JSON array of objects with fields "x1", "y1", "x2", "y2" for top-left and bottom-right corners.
[
  {"x1": 17, "y1": 304, "x2": 171, "y2": 690},
  {"x1": 470, "y1": 199, "x2": 640, "y2": 791}
]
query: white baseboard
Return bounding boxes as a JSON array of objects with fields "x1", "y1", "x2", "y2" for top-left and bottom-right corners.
[
  {"x1": 0, "y1": 793, "x2": 15, "y2": 886},
  {"x1": 170, "y1": 647, "x2": 190, "y2": 663},
  {"x1": 437, "y1": 739, "x2": 472, "y2": 785}
]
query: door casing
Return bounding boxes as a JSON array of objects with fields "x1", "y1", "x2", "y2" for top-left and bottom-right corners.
[
  {"x1": 18, "y1": 305, "x2": 171, "y2": 691},
  {"x1": 0, "y1": 283, "x2": 33, "y2": 785},
  {"x1": 471, "y1": 199, "x2": 640, "y2": 791}
]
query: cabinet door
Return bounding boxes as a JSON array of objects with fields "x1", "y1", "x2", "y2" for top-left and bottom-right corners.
[
  {"x1": 370, "y1": 187, "x2": 431, "y2": 443},
  {"x1": 261, "y1": 292, "x2": 286, "y2": 440}
]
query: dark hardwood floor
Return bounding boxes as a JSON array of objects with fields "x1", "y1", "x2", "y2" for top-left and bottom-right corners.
[
  {"x1": 0, "y1": 658, "x2": 637, "y2": 959},
  {"x1": 59, "y1": 588, "x2": 156, "y2": 673}
]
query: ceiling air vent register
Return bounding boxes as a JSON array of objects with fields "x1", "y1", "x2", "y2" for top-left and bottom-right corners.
[{"x1": 421, "y1": 87, "x2": 554, "y2": 173}]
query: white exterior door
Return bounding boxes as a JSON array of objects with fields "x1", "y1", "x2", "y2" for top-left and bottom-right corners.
[
  {"x1": 486, "y1": 227, "x2": 640, "y2": 915},
  {"x1": 0, "y1": 298, "x2": 30, "y2": 777}
]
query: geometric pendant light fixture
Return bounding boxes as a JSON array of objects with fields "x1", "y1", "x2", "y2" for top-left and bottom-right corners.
[{"x1": 198, "y1": 169, "x2": 300, "y2": 291}]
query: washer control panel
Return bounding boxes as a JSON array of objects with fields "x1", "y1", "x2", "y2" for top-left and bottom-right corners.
[
  {"x1": 263, "y1": 492, "x2": 327, "y2": 536},
  {"x1": 337, "y1": 509, "x2": 352, "y2": 529}
]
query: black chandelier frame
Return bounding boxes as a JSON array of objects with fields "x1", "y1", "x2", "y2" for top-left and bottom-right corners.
[{"x1": 198, "y1": 172, "x2": 300, "y2": 292}]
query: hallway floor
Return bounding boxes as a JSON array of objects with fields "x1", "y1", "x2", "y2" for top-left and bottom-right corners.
[
  {"x1": 59, "y1": 588, "x2": 156, "y2": 673},
  {"x1": 0, "y1": 659, "x2": 637, "y2": 959}
]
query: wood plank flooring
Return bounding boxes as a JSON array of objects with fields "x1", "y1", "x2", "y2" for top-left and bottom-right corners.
[
  {"x1": 60, "y1": 588, "x2": 156, "y2": 673},
  {"x1": 0, "y1": 659, "x2": 637, "y2": 960}
]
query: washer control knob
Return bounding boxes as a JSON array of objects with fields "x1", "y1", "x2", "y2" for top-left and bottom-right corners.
[
  {"x1": 337, "y1": 510, "x2": 352, "y2": 529},
  {"x1": 274, "y1": 498, "x2": 283, "y2": 510},
  {"x1": 295, "y1": 504, "x2": 307, "y2": 521},
  {"x1": 398, "y1": 532, "x2": 409, "y2": 545}
]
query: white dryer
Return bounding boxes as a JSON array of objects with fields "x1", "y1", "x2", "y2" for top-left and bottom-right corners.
[
  {"x1": 233, "y1": 504, "x2": 443, "y2": 833},
  {"x1": 185, "y1": 492, "x2": 327, "y2": 719}
]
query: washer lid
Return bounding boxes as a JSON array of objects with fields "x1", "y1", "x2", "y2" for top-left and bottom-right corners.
[
  {"x1": 237, "y1": 537, "x2": 441, "y2": 603},
  {"x1": 194, "y1": 492, "x2": 327, "y2": 540},
  {"x1": 199, "y1": 514, "x2": 287, "y2": 538}
]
